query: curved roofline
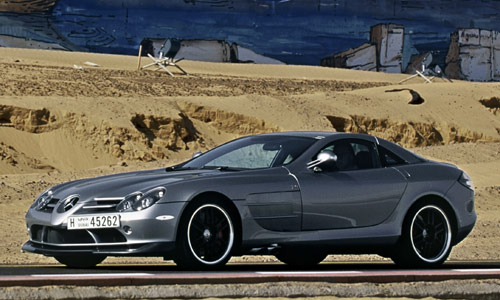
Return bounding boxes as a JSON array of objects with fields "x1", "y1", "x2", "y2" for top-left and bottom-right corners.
[{"x1": 255, "y1": 131, "x2": 344, "y2": 138}]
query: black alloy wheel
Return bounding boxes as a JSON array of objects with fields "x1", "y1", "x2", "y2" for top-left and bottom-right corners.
[
  {"x1": 392, "y1": 204, "x2": 453, "y2": 267},
  {"x1": 175, "y1": 200, "x2": 235, "y2": 269}
]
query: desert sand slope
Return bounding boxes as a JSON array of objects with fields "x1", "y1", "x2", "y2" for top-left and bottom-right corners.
[{"x1": 0, "y1": 47, "x2": 498, "y2": 265}]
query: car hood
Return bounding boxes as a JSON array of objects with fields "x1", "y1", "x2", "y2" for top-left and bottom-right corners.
[{"x1": 49, "y1": 168, "x2": 217, "y2": 201}]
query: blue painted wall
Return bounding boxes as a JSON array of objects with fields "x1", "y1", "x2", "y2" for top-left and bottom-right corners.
[{"x1": 1, "y1": 0, "x2": 500, "y2": 65}]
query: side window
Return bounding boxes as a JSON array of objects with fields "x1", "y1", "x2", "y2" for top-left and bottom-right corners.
[
  {"x1": 317, "y1": 139, "x2": 381, "y2": 172},
  {"x1": 378, "y1": 146, "x2": 407, "y2": 167}
]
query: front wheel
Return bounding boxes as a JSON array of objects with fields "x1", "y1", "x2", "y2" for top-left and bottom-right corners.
[
  {"x1": 54, "y1": 255, "x2": 106, "y2": 268},
  {"x1": 392, "y1": 204, "x2": 453, "y2": 268},
  {"x1": 174, "y1": 201, "x2": 235, "y2": 269}
]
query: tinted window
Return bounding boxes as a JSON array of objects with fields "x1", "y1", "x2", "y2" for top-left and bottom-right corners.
[
  {"x1": 317, "y1": 139, "x2": 380, "y2": 171},
  {"x1": 378, "y1": 146, "x2": 407, "y2": 167}
]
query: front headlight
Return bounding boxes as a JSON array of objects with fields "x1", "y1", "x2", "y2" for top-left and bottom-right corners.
[
  {"x1": 32, "y1": 189, "x2": 53, "y2": 210},
  {"x1": 458, "y1": 171, "x2": 474, "y2": 191},
  {"x1": 116, "y1": 192, "x2": 142, "y2": 212},
  {"x1": 116, "y1": 187, "x2": 166, "y2": 212}
]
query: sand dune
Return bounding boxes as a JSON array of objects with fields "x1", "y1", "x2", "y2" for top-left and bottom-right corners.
[{"x1": 0, "y1": 47, "x2": 498, "y2": 264}]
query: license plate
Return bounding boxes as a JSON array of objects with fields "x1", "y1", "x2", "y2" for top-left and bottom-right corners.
[{"x1": 67, "y1": 215, "x2": 120, "y2": 230}]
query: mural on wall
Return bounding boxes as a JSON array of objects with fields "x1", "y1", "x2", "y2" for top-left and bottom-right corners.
[
  {"x1": 0, "y1": 0, "x2": 499, "y2": 80},
  {"x1": 445, "y1": 29, "x2": 500, "y2": 82}
]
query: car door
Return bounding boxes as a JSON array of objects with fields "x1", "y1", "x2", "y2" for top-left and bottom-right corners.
[{"x1": 296, "y1": 138, "x2": 408, "y2": 230}]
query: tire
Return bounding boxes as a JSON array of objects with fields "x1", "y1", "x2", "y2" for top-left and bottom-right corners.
[
  {"x1": 54, "y1": 255, "x2": 106, "y2": 268},
  {"x1": 275, "y1": 247, "x2": 327, "y2": 267},
  {"x1": 392, "y1": 204, "x2": 453, "y2": 268},
  {"x1": 174, "y1": 200, "x2": 235, "y2": 269}
]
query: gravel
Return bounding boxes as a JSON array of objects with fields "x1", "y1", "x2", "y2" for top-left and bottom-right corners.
[{"x1": 1, "y1": 280, "x2": 500, "y2": 300}]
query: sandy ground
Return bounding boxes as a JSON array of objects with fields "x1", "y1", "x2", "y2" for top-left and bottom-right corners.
[
  {"x1": 0, "y1": 47, "x2": 499, "y2": 266},
  {"x1": 2, "y1": 280, "x2": 500, "y2": 299}
]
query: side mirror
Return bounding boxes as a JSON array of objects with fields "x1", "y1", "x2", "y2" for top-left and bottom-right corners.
[
  {"x1": 192, "y1": 151, "x2": 203, "y2": 159},
  {"x1": 307, "y1": 150, "x2": 337, "y2": 170}
]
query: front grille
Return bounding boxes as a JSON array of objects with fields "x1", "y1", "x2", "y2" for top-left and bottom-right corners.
[
  {"x1": 40, "y1": 198, "x2": 59, "y2": 212},
  {"x1": 62, "y1": 196, "x2": 79, "y2": 212},
  {"x1": 31, "y1": 225, "x2": 94, "y2": 244},
  {"x1": 91, "y1": 228, "x2": 127, "y2": 243},
  {"x1": 30, "y1": 225, "x2": 126, "y2": 245},
  {"x1": 80, "y1": 197, "x2": 123, "y2": 213},
  {"x1": 31, "y1": 225, "x2": 44, "y2": 241}
]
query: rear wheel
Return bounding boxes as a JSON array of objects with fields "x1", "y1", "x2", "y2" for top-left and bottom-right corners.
[
  {"x1": 392, "y1": 204, "x2": 453, "y2": 268},
  {"x1": 275, "y1": 247, "x2": 327, "y2": 267},
  {"x1": 174, "y1": 200, "x2": 235, "y2": 269},
  {"x1": 54, "y1": 255, "x2": 106, "y2": 268}
]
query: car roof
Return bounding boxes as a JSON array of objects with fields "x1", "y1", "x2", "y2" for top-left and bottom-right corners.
[
  {"x1": 256, "y1": 132, "x2": 425, "y2": 164},
  {"x1": 256, "y1": 131, "x2": 342, "y2": 139}
]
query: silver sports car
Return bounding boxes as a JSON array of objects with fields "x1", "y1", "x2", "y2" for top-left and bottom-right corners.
[{"x1": 23, "y1": 132, "x2": 476, "y2": 269}]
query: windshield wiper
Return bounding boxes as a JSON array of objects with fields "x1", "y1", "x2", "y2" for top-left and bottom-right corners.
[
  {"x1": 165, "y1": 166, "x2": 196, "y2": 172},
  {"x1": 201, "y1": 166, "x2": 242, "y2": 172}
]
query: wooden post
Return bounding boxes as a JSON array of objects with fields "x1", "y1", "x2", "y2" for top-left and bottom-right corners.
[{"x1": 137, "y1": 45, "x2": 143, "y2": 71}]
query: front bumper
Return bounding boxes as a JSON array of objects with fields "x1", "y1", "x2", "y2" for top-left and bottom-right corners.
[
  {"x1": 22, "y1": 240, "x2": 175, "y2": 256},
  {"x1": 23, "y1": 202, "x2": 185, "y2": 257}
]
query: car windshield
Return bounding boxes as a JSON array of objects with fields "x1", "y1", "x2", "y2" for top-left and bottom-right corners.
[{"x1": 181, "y1": 135, "x2": 316, "y2": 170}]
